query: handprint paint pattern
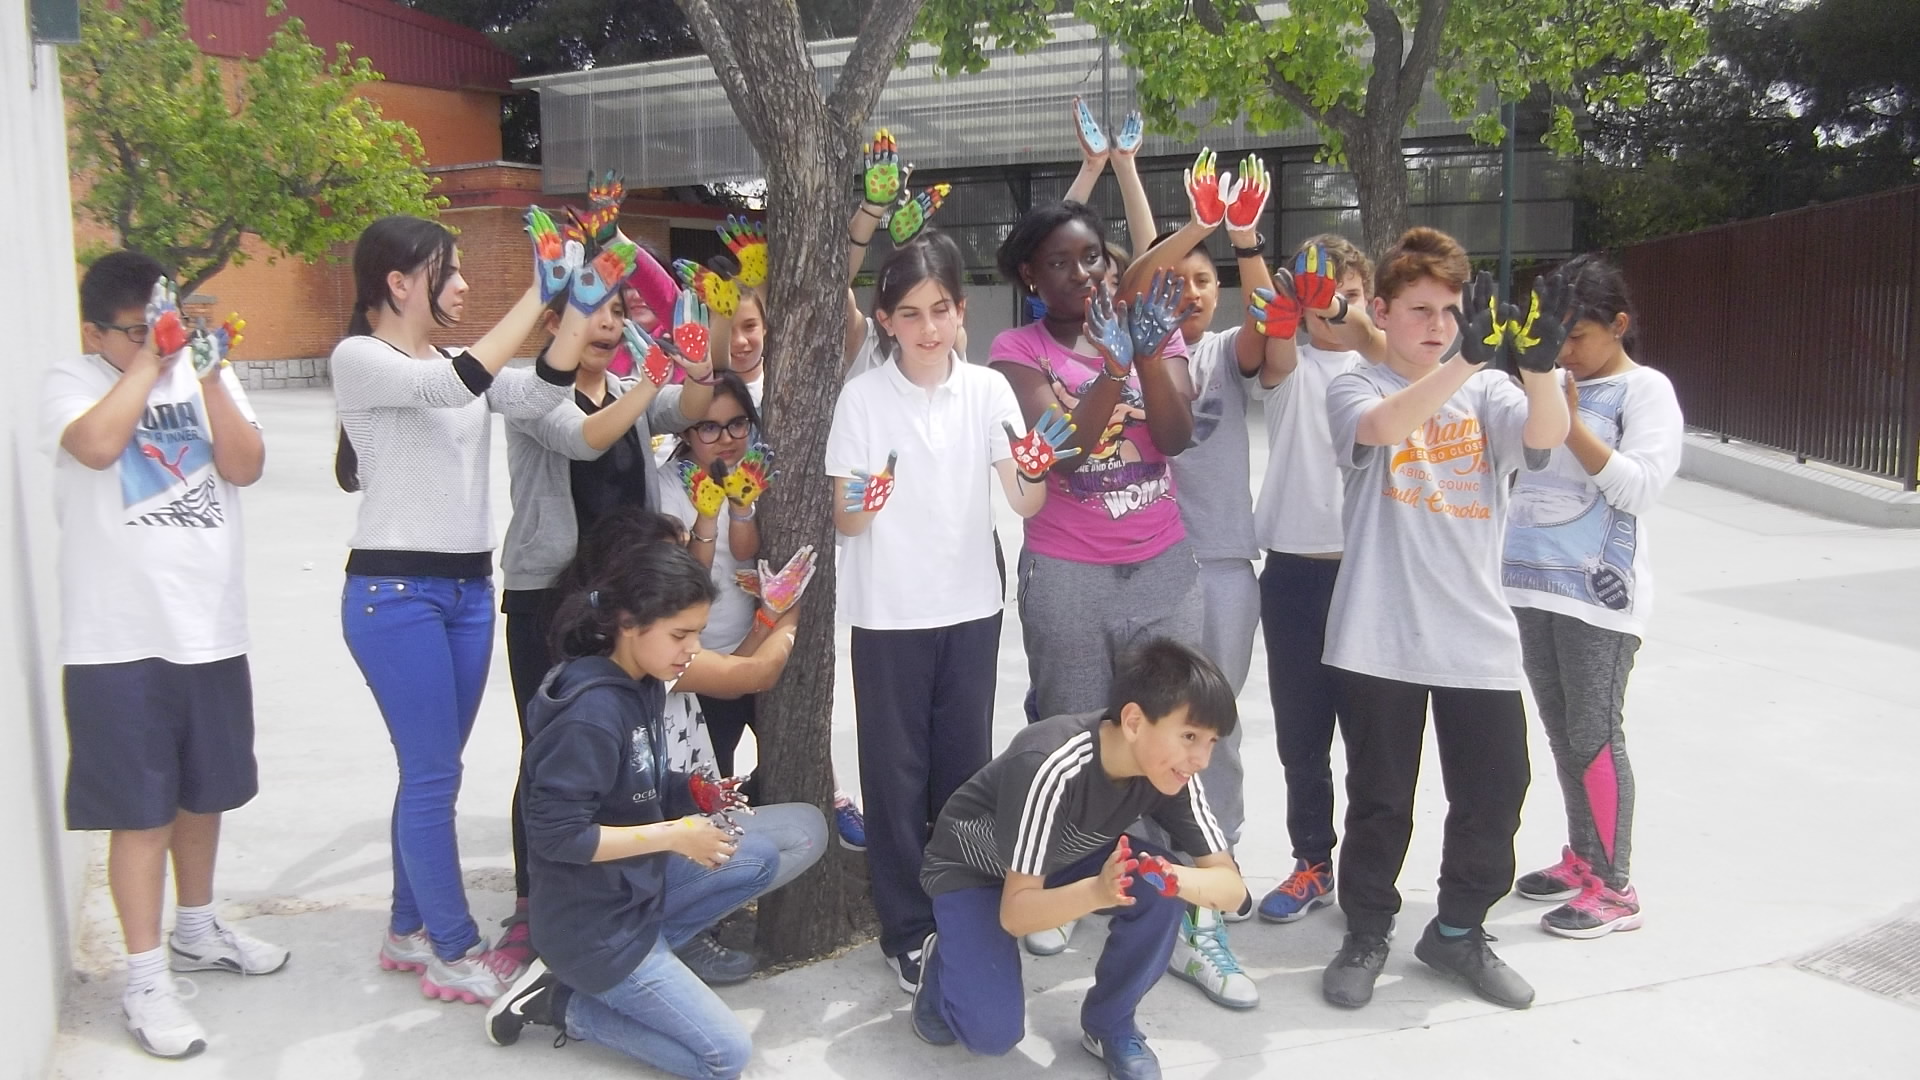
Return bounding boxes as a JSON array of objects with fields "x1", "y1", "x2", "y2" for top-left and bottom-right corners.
[{"x1": 1503, "y1": 378, "x2": 1637, "y2": 612}]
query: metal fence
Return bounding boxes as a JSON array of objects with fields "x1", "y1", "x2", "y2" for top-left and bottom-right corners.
[{"x1": 1620, "y1": 186, "x2": 1920, "y2": 489}]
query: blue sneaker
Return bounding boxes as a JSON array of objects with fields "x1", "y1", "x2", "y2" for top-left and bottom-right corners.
[
  {"x1": 910, "y1": 933, "x2": 956, "y2": 1046},
  {"x1": 1258, "y1": 860, "x2": 1333, "y2": 923},
  {"x1": 1082, "y1": 1026, "x2": 1160, "y2": 1080},
  {"x1": 833, "y1": 792, "x2": 866, "y2": 851}
]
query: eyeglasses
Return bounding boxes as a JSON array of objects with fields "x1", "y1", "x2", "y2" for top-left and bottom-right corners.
[
  {"x1": 95, "y1": 321, "x2": 150, "y2": 344},
  {"x1": 689, "y1": 416, "x2": 753, "y2": 443}
]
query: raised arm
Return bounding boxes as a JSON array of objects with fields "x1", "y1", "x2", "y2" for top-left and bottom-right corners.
[
  {"x1": 1064, "y1": 96, "x2": 1110, "y2": 205},
  {"x1": 1107, "y1": 111, "x2": 1157, "y2": 260}
]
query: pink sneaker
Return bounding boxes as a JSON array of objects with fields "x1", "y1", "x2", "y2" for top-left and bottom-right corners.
[
  {"x1": 421, "y1": 940, "x2": 521, "y2": 1004},
  {"x1": 495, "y1": 899, "x2": 536, "y2": 972},
  {"x1": 1542, "y1": 873, "x2": 1643, "y2": 939},
  {"x1": 379, "y1": 930, "x2": 433, "y2": 973},
  {"x1": 1515, "y1": 845, "x2": 1592, "y2": 902}
]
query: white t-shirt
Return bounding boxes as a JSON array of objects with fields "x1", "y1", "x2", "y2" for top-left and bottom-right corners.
[
  {"x1": 1250, "y1": 343, "x2": 1367, "y2": 555},
  {"x1": 1168, "y1": 329, "x2": 1257, "y2": 562},
  {"x1": 1324, "y1": 365, "x2": 1546, "y2": 690},
  {"x1": 656, "y1": 461, "x2": 757, "y2": 655},
  {"x1": 1504, "y1": 367, "x2": 1683, "y2": 640},
  {"x1": 824, "y1": 357, "x2": 1024, "y2": 630},
  {"x1": 661, "y1": 683, "x2": 720, "y2": 776},
  {"x1": 41, "y1": 356, "x2": 259, "y2": 665}
]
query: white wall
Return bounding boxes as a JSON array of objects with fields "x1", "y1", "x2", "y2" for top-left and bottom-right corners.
[{"x1": 2, "y1": 7, "x2": 88, "y2": 1077}]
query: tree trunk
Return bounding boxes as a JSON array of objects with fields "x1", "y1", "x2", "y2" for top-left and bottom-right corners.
[
  {"x1": 675, "y1": 0, "x2": 929, "y2": 963},
  {"x1": 1347, "y1": 122, "x2": 1411, "y2": 259}
]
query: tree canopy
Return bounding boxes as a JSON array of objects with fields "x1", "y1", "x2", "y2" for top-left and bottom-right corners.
[{"x1": 64, "y1": 0, "x2": 446, "y2": 296}]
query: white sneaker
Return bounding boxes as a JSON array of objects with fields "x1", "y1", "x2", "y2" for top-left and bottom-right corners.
[
  {"x1": 169, "y1": 921, "x2": 290, "y2": 976},
  {"x1": 1022, "y1": 919, "x2": 1078, "y2": 957},
  {"x1": 422, "y1": 939, "x2": 522, "y2": 1005},
  {"x1": 379, "y1": 929, "x2": 434, "y2": 973},
  {"x1": 1168, "y1": 908, "x2": 1258, "y2": 1009},
  {"x1": 124, "y1": 977, "x2": 208, "y2": 1059}
]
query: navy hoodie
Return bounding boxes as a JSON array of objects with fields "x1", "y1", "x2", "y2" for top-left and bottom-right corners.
[{"x1": 521, "y1": 655, "x2": 697, "y2": 995}]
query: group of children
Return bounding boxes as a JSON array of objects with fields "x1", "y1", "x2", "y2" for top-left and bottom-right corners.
[{"x1": 50, "y1": 106, "x2": 1682, "y2": 1078}]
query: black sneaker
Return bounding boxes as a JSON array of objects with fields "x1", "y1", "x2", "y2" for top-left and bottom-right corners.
[
  {"x1": 910, "y1": 933, "x2": 956, "y2": 1046},
  {"x1": 1413, "y1": 920, "x2": 1535, "y2": 1009},
  {"x1": 892, "y1": 946, "x2": 923, "y2": 994},
  {"x1": 1322, "y1": 930, "x2": 1391, "y2": 1008},
  {"x1": 675, "y1": 931, "x2": 758, "y2": 986},
  {"x1": 486, "y1": 960, "x2": 564, "y2": 1047}
]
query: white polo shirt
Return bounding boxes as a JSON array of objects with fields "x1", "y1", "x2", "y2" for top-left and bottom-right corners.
[{"x1": 824, "y1": 354, "x2": 1024, "y2": 630}]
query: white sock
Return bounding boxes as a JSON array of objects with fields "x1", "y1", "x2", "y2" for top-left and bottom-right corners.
[
  {"x1": 125, "y1": 947, "x2": 169, "y2": 997},
  {"x1": 174, "y1": 903, "x2": 218, "y2": 943}
]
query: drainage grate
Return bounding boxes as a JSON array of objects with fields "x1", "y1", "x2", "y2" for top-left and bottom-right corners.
[{"x1": 1798, "y1": 912, "x2": 1920, "y2": 1008}]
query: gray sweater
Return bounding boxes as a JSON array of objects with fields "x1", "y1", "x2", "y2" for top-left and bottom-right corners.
[{"x1": 503, "y1": 379, "x2": 694, "y2": 591}]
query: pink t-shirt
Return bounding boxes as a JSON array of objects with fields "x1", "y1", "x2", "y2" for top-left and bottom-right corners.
[{"x1": 990, "y1": 322, "x2": 1187, "y2": 565}]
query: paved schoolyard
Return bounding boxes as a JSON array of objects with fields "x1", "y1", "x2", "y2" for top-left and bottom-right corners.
[{"x1": 52, "y1": 388, "x2": 1920, "y2": 1078}]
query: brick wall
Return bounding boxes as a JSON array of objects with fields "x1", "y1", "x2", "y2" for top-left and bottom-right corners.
[{"x1": 358, "y1": 81, "x2": 503, "y2": 166}]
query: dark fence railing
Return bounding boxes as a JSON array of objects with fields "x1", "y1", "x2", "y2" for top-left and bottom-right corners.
[{"x1": 1619, "y1": 185, "x2": 1920, "y2": 490}]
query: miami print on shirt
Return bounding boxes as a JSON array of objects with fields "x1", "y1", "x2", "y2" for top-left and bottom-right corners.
[{"x1": 1381, "y1": 406, "x2": 1496, "y2": 521}]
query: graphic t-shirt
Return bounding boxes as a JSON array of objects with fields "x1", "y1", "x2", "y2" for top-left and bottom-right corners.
[
  {"x1": 41, "y1": 355, "x2": 259, "y2": 665},
  {"x1": 1504, "y1": 367, "x2": 1683, "y2": 640},
  {"x1": 921, "y1": 712, "x2": 1229, "y2": 897},
  {"x1": 1250, "y1": 343, "x2": 1368, "y2": 555},
  {"x1": 1168, "y1": 329, "x2": 1257, "y2": 563},
  {"x1": 1323, "y1": 365, "x2": 1545, "y2": 690},
  {"x1": 989, "y1": 322, "x2": 1188, "y2": 566}
]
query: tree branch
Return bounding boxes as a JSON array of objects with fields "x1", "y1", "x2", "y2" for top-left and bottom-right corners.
[
  {"x1": 1192, "y1": 0, "x2": 1360, "y2": 134},
  {"x1": 825, "y1": 0, "x2": 929, "y2": 127},
  {"x1": 672, "y1": 0, "x2": 759, "y2": 128},
  {"x1": 1395, "y1": 0, "x2": 1452, "y2": 117},
  {"x1": 1362, "y1": 0, "x2": 1409, "y2": 119}
]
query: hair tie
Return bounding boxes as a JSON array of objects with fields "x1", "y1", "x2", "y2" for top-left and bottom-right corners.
[{"x1": 588, "y1": 590, "x2": 601, "y2": 609}]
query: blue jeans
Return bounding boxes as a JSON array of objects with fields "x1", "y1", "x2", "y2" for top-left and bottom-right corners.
[
  {"x1": 561, "y1": 832, "x2": 781, "y2": 1079},
  {"x1": 342, "y1": 574, "x2": 495, "y2": 961}
]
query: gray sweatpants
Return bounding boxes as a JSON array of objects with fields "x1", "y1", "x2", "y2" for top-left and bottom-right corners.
[
  {"x1": 1190, "y1": 557, "x2": 1259, "y2": 847},
  {"x1": 1514, "y1": 606, "x2": 1640, "y2": 890}
]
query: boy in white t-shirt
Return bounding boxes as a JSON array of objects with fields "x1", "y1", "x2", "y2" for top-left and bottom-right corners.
[{"x1": 44, "y1": 251, "x2": 284, "y2": 1060}]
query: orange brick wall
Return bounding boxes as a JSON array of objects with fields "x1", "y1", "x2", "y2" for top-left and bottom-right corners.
[
  {"x1": 358, "y1": 81, "x2": 503, "y2": 167},
  {"x1": 193, "y1": 235, "x2": 355, "y2": 363}
]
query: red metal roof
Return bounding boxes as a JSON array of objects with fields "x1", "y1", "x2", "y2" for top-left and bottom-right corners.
[{"x1": 186, "y1": 0, "x2": 515, "y2": 92}]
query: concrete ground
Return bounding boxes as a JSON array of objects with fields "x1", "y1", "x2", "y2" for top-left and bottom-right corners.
[{"x1": 52, "y1": 388, "x2": 1920, "y2": 1079}]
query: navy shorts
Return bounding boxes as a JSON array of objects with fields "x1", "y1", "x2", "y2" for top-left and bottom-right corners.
[{"x1": 63, "y1": 655, "x2": 258, "y2": 831}]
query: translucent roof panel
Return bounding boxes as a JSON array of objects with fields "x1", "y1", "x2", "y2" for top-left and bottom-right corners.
[{"x1": 520, "y1": 12, "x2": 1481, "y2": 193}]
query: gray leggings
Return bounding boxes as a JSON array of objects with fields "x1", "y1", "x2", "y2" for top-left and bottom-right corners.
[
  {"x1": 1016, "y1": 540, "x2": 1204, "y2": 718},
  {"x1": 1515, "y1": 607, "x2": 1640, "y2": 890}
]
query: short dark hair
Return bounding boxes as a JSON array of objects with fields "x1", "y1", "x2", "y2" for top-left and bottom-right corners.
[
  {"x1": 80, "y1": 250, "x2": 165, "y2": 327},
  {"x1": 874, "y1": 228, "x2": 966, "y2": 317},
  {"x1": 1557, "y1": 253, "x2": 1639, "y2": 350},
  {"x1": 549, "y1": 510, "x2": 717, "y2": 660},
  {"x1": 995, "y1": 200, "x2": 1109, "y2": 285},
  {"x1": 1108, "y1": 638, "x2": 1238, "y2": 735}
]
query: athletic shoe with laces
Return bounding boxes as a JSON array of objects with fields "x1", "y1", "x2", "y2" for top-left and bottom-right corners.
[
  {"x1": 1082, "y1": 1024, "x2": 1162, "y2": 1080},
  {"x1": 1322, "y1": 929, "x2": 1391, "y2": 1008},
  {"x1": 1413, "y1": 919, "x2": 1535, "y2": 1009},
  {"x1": 1542, "y1": 872, "x2": 1644, "y2": 939},
  {"x1": 1258, "y1": 860, "x2": 1334, "y2": 923},
  {"x1": 891, "y1": 945, "x2": 923, "y2": 994},
  {"x1": 379, "y1": 929, "x2": 433, "y2": 973},
  {"x1": 1516, "y1": 845, "x2": 1591, "y2": 902},
  {"x1": 168, "y1": 920, "x2": 290, "y2": 976},
  {"x1": 676, "y1": 930, "x2": 758, "y2": 985},
  {"x1": 486, "y1": 959, "x2": 567, "y2": 1047},
  {"x1": 910, "y1": 933, "x2": 956, "y2": 1046},
  {"x1": 124, "y1": 977, "x2": 207, "y2": 1059},
  {"x1": 1022, "y1": 918, "x2": 1078, "y2": 957},
  {"x1": 422, "y1": 939, "x2": 522, "y2": 1004},
  {"x1": 1168, "y1": 907, "x2": 1258, "y2": 1008},
  {"x1": 495, "y1": 899, "x2": 536, "y2": 972},
  {"x1": 833, "y1": 792, "x2": 867, "y2": 851}
]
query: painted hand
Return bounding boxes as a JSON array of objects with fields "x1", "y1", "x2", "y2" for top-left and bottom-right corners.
[
  {"x1": 1133, "y1": 850, "x2": 1181, "y2": 898},
  {"x1": 1185, "y1": 148, "x2": 1227, "y2": 228},
  {"x1": 845, "y1": 452, "x2": 898, "y2": 513},
  {"x1": 582, "y1": 169, "x2": 625, "y2": 246},
  {"x1": 674, "y1": 256, "x2": 741, "y2": 317},
  {"x1": 1100, "y1": 836, "x2": 1141, "y2": 907},
  {"x1": 862, "y1": 128, "x2": 904, "y2": 207},
  {"x1": 1004, "y1": 404, "x2": 1082, "y2": 482},
  {"x1": 1290, "y1": 243, "x2": 1339, "y2": 312},
  {"x1": 717, "y1": 215, "x2": 768, "y2": 288},
  {"x1": 1507, "y1": 270, "x2": 1571, "y2": 373},
  {"x1": 1073, "y1": 95, "x2": 1108, "y2": 157},
  {"x1": 570, "y1": 240, "x2": 635, "y2": 315},
  {"x1": 886, "y1": 184, "x2": 951, "y2": 247},
  {"x1": 525, "y1": 206, "x2": 579, "y2": 304},
  {"x1": 679, "y1": 458, "x2": 728, "y2": 519},
  {"x1": 688, "y1": 768, "x2": 748, "y2": 837},
  {"x1": 1114, "y1": 110, "x2": 1144, "y2": 155},
  {"x1": 1446, "y1": 270, "x2": 1507, "y2": 369},
  {"x1": 671, "y1": 290, "x2": 712, "y2": 369},
  {"x1": 1248, "y1": 286, "x2": 1303, "y2": 339},
  {"x1": 1083, "y1": 282, "x2": 1134, "y2": 379},
  {"x1": 1128, "y1": 269, "x2": 1194, "y2": 361},
  {"x1": 724, "y1": 441, "x2": 774, "y2": 508},
  {"x1": 145, "y1": 279, "x2": 190, "y2": 358},
  {"x1": 622, "y1": 319, "x2": 692, "y2": 387},
  {"x1": 1226, "y1": 154, "x2": 1270, "y2": 232},
  {"x1": 740, "y1": 545, "x2": 819, "y2": 615}
]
